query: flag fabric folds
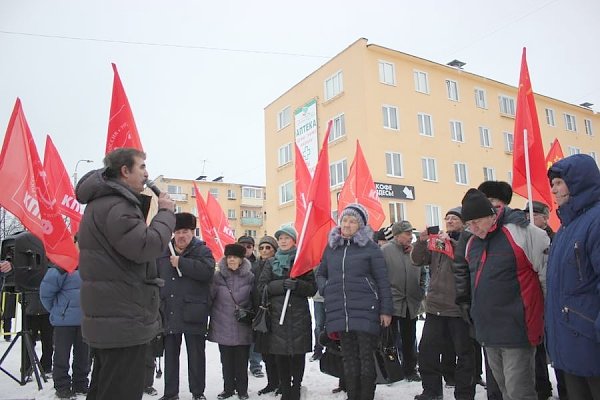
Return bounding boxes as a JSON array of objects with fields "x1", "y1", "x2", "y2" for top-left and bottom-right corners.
[
  {"x1": 43, "y1": 135, "x2": 82, "y2": 234},
  {"x1": 105, "y1": 63, "x2": 144, "y2": 154},
  {"x1": 0, "y1": 99, "x2": 79, "y2": 272},
  {"x1": 206, "y1": 192, "x2": 236, "y2": 251},
  {"x1": 291, "y1": 120, "x2": 335, "y2": 279},
  {"x1": 545, "y1": 138, "x2": 565, "y2": 231},
  {"x1": 511, "y1": 48, "x2": 553, "y2": 210},
  {"x1": 192, "y1": 183, "x2": 235, "y2": 260},
  {"x1": 294, "y1": 143, "x2": 312, "y2": 231},
  {"x1": 337, "y1": 140, "x2": 385, "y2": 230}
]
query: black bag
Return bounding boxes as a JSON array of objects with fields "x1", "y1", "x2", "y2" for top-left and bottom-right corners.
[
  {"x1": 252, "y1": 286, "x2": 270, "y2": 333},
  {"x1": 234, "y1": 307, "x2": 255, "y2": 325},
  {"x1": 320, "y1": 348, "x2": 344, "y2": 378},
  {"x1": 374, "y1": 326, "x2": 404, "y2": 384}
]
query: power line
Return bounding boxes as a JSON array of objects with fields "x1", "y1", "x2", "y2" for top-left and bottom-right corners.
[{"x1": 0, "y1": 29, "x2": 331, "y2": 59}]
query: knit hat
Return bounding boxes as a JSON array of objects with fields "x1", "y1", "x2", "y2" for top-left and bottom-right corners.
[
  {"x1": 175, "y1": 212, "x2": 196, "y2": 231},
  {"x1": 523, "y1": 201, "x2": 550, "y2": 216},
  {"x1": 445, "y1": 206, "x2": 463, "y2": 220},
  {"x1": 373, "y1": 229, "x2": 387, "y2": 242},
  {"x1": 391, "y1": 220, "x2": 413, "y2": 236},
  {"x1": 339, "y1": 203, "x2": 369, "y2": 228},
  {"x1": 237, "y1": 235, "x2": 255, "y2": 246},
  {"x1": 258, "y1": 235, "x2": 278, "y2": 250},
  {"x1": 274, "y1": 225, "x2": 297, "y2": 242},
  {"x1": 382, "y1": 224, "x2": 394, "y2": 241},
  {"x1": 224, "y1": 243, "x2": 246, "y2": 259},
  {"x1": 461, "y1": 189, "x2": 496, "y2": 221},
  {"x1": 477, "y1": 181, "x2": 513, "y2": 205}
]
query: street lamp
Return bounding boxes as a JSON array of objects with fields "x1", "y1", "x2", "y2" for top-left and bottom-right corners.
[{"x1": 73, "y1": 159, "x2": 94, "y2": 187}]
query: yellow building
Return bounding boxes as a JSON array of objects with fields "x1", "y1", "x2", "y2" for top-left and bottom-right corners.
[
  {"x1": 148, "y1": 176, "x2": 266, "y2": 240},
  {"x1": 264, "y1": 38, "x2": 599, "y2": 233}
]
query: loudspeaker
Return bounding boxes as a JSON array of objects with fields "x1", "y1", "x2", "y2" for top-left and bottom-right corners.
[{"x1": 1, "y1": 232, "x2": 48, "y2": 292}]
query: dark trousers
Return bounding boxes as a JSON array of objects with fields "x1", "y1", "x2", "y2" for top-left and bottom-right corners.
[
  {"x1": 473, "y1": 340, "x2": 483, "y2": 380},
  {"x1": 418, "y1": 314, "x2": 475, "y2": 399},
  {"x1": 535, "y1": 342, "x2": 552, "y2": 397},
  {"x1": 274, "y1": 354, "x2": 306, "y2": 391},
  {"x1": 24, "y1": 314, "x2": 53, "y2": 372},
  {"x1": 313, "y1": 301, "x2": 325, "y2": 354},
  {"x1": 87, "y1": 343, "x2": 146, "y2": 400},
  {"x1": 219, "y1": 344, "x2": 250, "y2": 395},
  {"x1": 563, "y1": 373, "x2": 600, "y2": 400},
  {"x1": 145, "y1": 342, "x2": 156, "y2": 388},
  {"x1": 164, "y1": 333, "x2": 206, "y2": 397},
  {"x1": 441, "y1": 340, "x2": 456, "y2": 383},
  {"x1": 555, "y1": 368, "x2": 569, "y2": 400},
  {"x1": 52, "y1": 326, "x2": 90, "y2": 392},
  {"x1": 392, "y1": 315, "x2": 418, "y2": 374},
  {"x1": 340, "y1": 331, "x2": 379, "y2": 400},
  {"x1": 262, "y1": 353, "x2": 280, "y2": 389}
]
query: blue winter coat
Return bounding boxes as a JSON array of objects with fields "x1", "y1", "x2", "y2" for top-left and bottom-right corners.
[
  {"x1": 39, "y1": 265, "x2": 83, "y2": 327},
  {"x1": 546, "y1": 154, "x2": 600, "y2": 377},
  {"x1": 317, "y1": 226, "x2": 393, "y2": 336}
]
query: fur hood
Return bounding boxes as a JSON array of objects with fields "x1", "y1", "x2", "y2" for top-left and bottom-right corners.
[
  {"x1": 217, "y1": 257, "x2": 252, "y2": 278},
  {"x1": 328, "y1": 225, "x2": 374, "y2": 249}
]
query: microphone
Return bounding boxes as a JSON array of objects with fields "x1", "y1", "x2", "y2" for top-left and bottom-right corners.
[{"x1": 145, "y1": 179, "x2": 161, "y2": 197}]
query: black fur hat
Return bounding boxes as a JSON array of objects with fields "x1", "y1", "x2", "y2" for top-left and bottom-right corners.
[
  {"x1": 477, "y1": 181, "x2": 513, "y2": 205},
  {"x1": 175, "y1": 212, "x2": 197, "y2": 231},
  {"x1": 224, "y1": 243, "x2": 246, "y2": 259}
]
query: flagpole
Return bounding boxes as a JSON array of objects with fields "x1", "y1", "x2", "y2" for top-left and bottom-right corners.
[
  {"x1": 523, "y1": 129, "x2": 535, "y2": 222},
  {"x1": 279, "y1": 201, "x2": 314, "y2": 325}
]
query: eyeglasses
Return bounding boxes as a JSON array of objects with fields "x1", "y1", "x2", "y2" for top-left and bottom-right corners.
[
  {"x1": 258, "y1": 245, "x2": 272, "y2": 250},
  {"x1": 242, "y1": 244, "x2": 254, "y2": 249}
]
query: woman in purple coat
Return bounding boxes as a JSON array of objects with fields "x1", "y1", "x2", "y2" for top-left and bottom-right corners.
[{"x1": 208, "y1": 244, "x2": 255, "y2": 400}]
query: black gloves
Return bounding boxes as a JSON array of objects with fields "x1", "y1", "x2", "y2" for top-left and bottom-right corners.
[{"x1": 283, "y1": 278, "x2": 298, "y2": 291}]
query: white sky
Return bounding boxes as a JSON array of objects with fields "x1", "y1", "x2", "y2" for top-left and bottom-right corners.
[{"x1": 1, "y1": 0, "x2": 598, "y2": 186}]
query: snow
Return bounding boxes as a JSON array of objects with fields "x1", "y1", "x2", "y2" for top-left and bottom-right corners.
[{"x1": 0, "y1": 319, "x2": 560, "y2": 399}]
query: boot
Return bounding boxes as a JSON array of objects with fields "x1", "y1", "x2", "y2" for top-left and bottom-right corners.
[
  {"x1": 290, "y1": 384, "x2": 301, "y2": 400},
  {"x1": 279, "y1": 384, "x2": 291, "y2": 400},
  {"x1": 345, "y1": 375, "x2": 361, "y2": 400},
  {"x1": 359, "y1": 375, "x2": 376, "y2": 400}
]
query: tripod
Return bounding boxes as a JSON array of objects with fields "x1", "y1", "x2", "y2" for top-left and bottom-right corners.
[{"x1": 0, "y1": 290, "x2": 47, "y2": 389}]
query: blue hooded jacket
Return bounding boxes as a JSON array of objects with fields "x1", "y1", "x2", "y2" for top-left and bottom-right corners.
[
  {"x1": 545, "y1": 154, "x2": 600, "y2": 376},
  {"x1": 40, "y1": 265, "x2": 83, "y2": 326}
]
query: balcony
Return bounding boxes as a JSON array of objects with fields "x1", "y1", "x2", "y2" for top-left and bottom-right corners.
[
  {"x1": 169, "y1": 193, "x2": 188, "y2": 201},
  {"x1": 240, "y1": 217, "x2": 263, "y2": 226}
]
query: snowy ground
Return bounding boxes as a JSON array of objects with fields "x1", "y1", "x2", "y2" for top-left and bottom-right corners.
[{"x1": 0, "y1": 320, "x2": 559, "y2": 399}]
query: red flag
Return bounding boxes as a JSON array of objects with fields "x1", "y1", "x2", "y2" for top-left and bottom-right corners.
[
  {"x1": 206, "y1": 192, "x2": 236, "y2": 250},
  {"x1": 105, "y1": 63, "x2": 144, "y2": 154},
  {"x1": 294, "y1": 143, "x2": 311, "y2": 231},
  {"x1": 0, "y1": 99, "x2": 78, "y2": 271},
  {"x1": 291, "y1": 120, "x2": 336, "y2": 278},
  {"x1": 192, "y1": 183, "x2": 223, "y2": 259},
  {"x1": 43, "y1": 135, "x2": 82, "y2": 234},
  {"x1": 512, "y1": 48, "x2": 553, "y2": 210},
  {"x1": 545, "y1": 138, "x2": 565, "y2": 231},
  {"x1": 337, "y1": 140, "x2": 385, "y2": 230}
]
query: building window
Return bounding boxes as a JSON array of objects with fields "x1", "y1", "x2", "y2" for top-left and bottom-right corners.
[
  {"x1": 483, "y1": 167, "x2": 496, "y2": 181},
  {"x1": 278, "y1": 143, "x2": 292, "y2": 167},
  {"x1": 209, "y1": 188, "x2": 218, "y2": 198},
  {"x1": 279, "y1": 181, "x2": 293, "y2": 205},
  {"x1": 277, "y1": 106, "x2": 291, "y2": 130},
  {"x1": 167, "y1": 185, "x2": 182, "y2": 194},
  {"x1": 413, "y1": 70, "x2": 429, "y2": 94},
  {"x1": 425, "y1": 204, "x2": 441, "y2": 227},
  {"x1": 474, "y1": 88, "x2": 487, "y2": 109},
  {"x1": 174, "y1": 205, "x2": 182, "y2": 213},
  {"x1": 378, "y1": 60, "x2": 396, "y2": 85},
  {"x1": 418, "y1": 113, "x2": 434, "y2": 137},
  {"x1": 503, "y1": 132, "x2": 514, "y2": 153},
  {"x1": 564, "y1": 113, "x2": 577, "y2": 132},
  {"x1": 329, "y1": 113, "x2": 346, "y2": 141},
  {"x1": 382, "y1": 105, "x2": 399, "y2": 130},
  {"x1": 479, "y1": 127, "x2": 492, "y2": 148},
  {"x1": 324, "y1": 70, "x2": 343, "y2": 101},
  {"x1": 507, "y1": 171, "x2": 513, "y2": 185},
  {"x1": 330, "y1": 159, "x2": 348, "y2": 188},
  {"x1": 385, "y1": 152, "x2": 403, "y2": 177},
  {"x1": 244, "y1": 230, "x2": 257, "y2": 238},
  {"x1": 242, "y1": 209, "x2": 261, "y2": 218},
  {"x1": 227, "y1": 189, "x2": 236, "y2": 200},
  {"x1": 585, "y1": 119, "x2": 593, "y2": 136},
  {"x1": 499, "y1": 95, "x2": 516, "y2": 116},
  {"x1": 242, "y1": 187, "x2": 263, "y2": 199},
  {"x1": 450, "y1": 120, "x2": 464, "y2": 142},
  {"x1": 227, "y1": 209, "x2": 236, "y2": 219},
  {"x1": 454, "y1": 162, "x2": 468, "y2": 185},
  {"x1": 389, "y1": 202, "x2": 406, "y2": 223},
  {"x1": 446, "y1": 79, "x2": 459, "y2": 101},
  {"x1": 545, "y1": 108, "x2": 556, "y2": 126},
  {"x1": 590, "y1": 151, "x2": 598, "y2": 163},
  {"x1": 568, "y1": 146, "x2": 581, "y2": 156},
  {"x1": 421, "y1": 157, "x2": 438, "y2": 182}
]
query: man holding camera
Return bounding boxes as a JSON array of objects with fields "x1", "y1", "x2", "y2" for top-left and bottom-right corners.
[
  {"x1": 76, "y1": 148, "x2": 175, "y2": 400},
  {"x1": 157, "y1": 212, "x2": 215, "y2": 400}
]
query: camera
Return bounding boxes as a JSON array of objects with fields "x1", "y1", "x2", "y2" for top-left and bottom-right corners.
[{"x1": 426, "y1": 226, "x2": 440, "y2": 235}]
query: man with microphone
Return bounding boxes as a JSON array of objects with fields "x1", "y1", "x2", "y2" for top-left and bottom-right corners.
[{"x1": 75, "y1": 148, "x2": 175, "y2": 400}]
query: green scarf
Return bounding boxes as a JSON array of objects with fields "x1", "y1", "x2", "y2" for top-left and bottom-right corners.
[{"x1": 271, "y1": 247, "x2": 297, "y2": 277}]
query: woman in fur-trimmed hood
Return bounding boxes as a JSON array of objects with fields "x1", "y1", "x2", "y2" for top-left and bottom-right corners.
[{"x1": 316, "y1": 203, "x2": 393, "y2": 400}]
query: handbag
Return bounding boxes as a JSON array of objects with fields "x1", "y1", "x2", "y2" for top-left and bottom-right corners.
[
  {"x1": 252, "y1": 286, "x2": 271, "y2": 333},
  {"x1": 374, "y1": 326, "x2": 404, "y2": 384},
  {"x1": 220, "y1": 272, "x2": 255, "y2": 325}
]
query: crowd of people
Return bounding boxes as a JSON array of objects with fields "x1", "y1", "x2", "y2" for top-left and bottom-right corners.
[{"x1": 1, "y1": 149, "x2": 599, "y2": 400}]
